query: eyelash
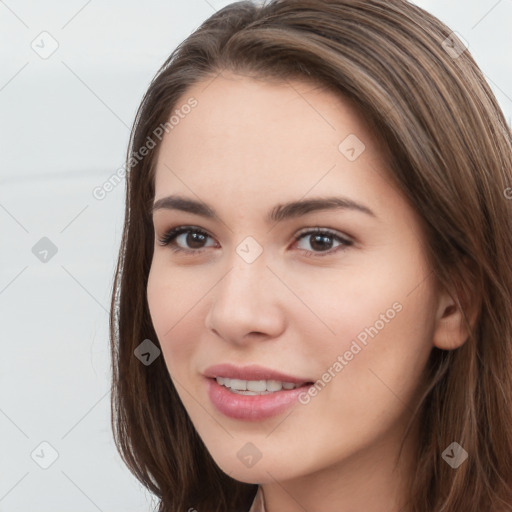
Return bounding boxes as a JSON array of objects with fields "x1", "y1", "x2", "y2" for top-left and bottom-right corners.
[{"x1": 157, "y1": 225, "x2": 354, "y2": 258}]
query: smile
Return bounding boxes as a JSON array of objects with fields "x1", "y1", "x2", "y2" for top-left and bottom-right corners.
[{"x1": 215, "y1": 377, "x2": 305, "y2": 394}]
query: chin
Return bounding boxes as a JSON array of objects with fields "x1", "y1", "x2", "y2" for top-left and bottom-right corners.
[{"x1": 210, "y1": 449, "x2": 299, "y2": 484}]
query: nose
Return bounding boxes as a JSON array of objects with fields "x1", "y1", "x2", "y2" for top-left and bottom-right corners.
[{"x1": 204, "y1": 249, "x2": 286, "y2": 345}]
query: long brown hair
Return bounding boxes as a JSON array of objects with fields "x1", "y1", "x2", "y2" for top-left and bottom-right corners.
[{"x1": 109, "y1": 1, "x2": 512, "y2": 510}]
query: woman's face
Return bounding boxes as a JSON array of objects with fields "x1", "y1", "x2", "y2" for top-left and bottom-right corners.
[{"x1": 147, "y1": 72, "x2": 443, "y2": 484}]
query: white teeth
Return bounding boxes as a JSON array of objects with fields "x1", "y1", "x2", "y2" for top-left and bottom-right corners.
[
  {"x1": 247, "y1": 380, "x2": 267, "y2": 392},
  {"x1": 215, "y1": 377, "x2": 302, "y2": 394},
  {"x1": 229, "y1": 378, "x2": 247, "y2": 391},
  {"x1": 266, "y1": 380, "x2": 283, "y2": 392}
]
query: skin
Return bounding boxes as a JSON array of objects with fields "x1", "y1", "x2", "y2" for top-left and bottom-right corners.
[{"x1": 147, "y1": 71, "x2": 469, "y2": 512}]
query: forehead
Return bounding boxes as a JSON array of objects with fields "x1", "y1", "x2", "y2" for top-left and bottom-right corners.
[{"x1": 153, "y1": 72, "x2": 395, "y2": 219}]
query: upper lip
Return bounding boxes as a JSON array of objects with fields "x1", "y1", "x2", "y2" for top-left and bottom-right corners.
[{"x1": 204, "y1": 363, "x2": 312, "y2": 384}]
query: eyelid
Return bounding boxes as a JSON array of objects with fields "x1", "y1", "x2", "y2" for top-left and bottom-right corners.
[{"x1": 293, "y1": 226, "x2": 353, "y2": 243}]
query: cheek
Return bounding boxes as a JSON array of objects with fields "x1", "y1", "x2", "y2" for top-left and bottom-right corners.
[
  {"x1": 287, "y1": 293, "x2": 434, "y2": 474},
  {"x1": 293, "y1": 269, "x2": 418, "y2": 363},
  {"x1": 147, "y1": 267, "x2": 192, "y2": 374},
  {"x1": 147, "y1": 267, "x2": 167, "y2": 339},
  {"x1": 296, "y1": 253, "x2": 436, "y2": 410},
  {"x1": 316, "y1": 282, "x2": 435, "y2": 413}
]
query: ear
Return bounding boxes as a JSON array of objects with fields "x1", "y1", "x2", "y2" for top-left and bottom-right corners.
[{"x1": 432, "y1": 285, "x2": 478, "y2": 351}]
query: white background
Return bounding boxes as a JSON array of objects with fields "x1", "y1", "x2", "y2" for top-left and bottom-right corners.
[{"x1": 1, "y1": 1, "x2": 511, "y2": 510}]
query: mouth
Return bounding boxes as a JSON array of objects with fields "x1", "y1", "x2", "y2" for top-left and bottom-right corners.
[
  {"x1": 214, "y1": 376, "x2": 309, "y2": 395},
  {"x1": 203, "y1": 364, "x2": 315, "y2": 421}
]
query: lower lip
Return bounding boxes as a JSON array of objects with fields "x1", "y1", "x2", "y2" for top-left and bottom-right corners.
[{"x1": 206, "y1": 378, "x2": 312, "y2": 421}]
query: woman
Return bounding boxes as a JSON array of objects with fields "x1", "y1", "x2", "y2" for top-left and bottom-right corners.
[{"x1": 109, "y1": 1, "x2": 512, "y2": 511}]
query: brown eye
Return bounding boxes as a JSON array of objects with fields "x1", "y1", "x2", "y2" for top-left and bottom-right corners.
[
  {"x1": 294, "y1": 228, "x2": 353, "y2": 257},
  {"x1": 158, "y1": 226, "x2": 216, "y2": 253}
]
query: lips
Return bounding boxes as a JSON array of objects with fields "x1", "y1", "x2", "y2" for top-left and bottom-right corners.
[{"x1": 203, "y1": 363, "x2": 314, "y2": 420}]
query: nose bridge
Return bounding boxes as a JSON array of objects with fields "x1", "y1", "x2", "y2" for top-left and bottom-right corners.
[{"x1": 221, "y1": 238, "x2": 270, "y2": 302}]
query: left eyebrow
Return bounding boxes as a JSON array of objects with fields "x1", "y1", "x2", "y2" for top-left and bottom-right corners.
[{"x1": 151, "y1": 194, "x2": 377, "y2": 223}]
